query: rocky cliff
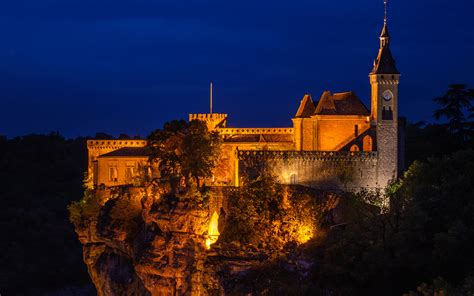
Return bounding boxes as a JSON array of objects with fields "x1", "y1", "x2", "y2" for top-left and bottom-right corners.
[{"x1": 69, "y1": 178, "x2": 342, "y2": 295}]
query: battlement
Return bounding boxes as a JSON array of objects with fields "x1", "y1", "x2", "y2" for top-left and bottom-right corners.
[
  {"x1": 87, "y1": 139, "x2": 147, "y2": 149},
  {"x1": 218, "y1": 128, "x2": 294, "y2": 135},
  {"x1": 237, "y1": 150, "x2": 377, "y2": 161},
  {"x1": 188, "y1": 113, "x2": 228, "y2": 121}
]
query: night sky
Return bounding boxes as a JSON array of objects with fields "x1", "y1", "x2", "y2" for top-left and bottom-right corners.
[{"x1": 1, "y1": 0, "x2": 473, "y2": 138}]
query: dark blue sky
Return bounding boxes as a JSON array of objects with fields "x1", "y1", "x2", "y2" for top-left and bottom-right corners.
[{"x1": 1, "y1": 0, "x2": 473, "y2": 138}]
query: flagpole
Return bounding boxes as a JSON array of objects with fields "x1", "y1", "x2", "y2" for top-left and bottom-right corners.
[{"x1": 210, "y1": 81, "x2": 213, "y2": 114}]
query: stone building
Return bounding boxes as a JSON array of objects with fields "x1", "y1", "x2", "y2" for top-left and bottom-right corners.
[{"x1": 87, "y1": 17, "x2": 403, "y2": 191}]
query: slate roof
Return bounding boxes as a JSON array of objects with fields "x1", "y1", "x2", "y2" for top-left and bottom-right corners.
[
  {"x1": 380, "y1": 22, "x2": 390, "y2": 38},
  {"x1": 99, "y1": 147, "x2": 149, "y2": 158},
  {"x1": 295, "y1": 94, "x2": 316, "y2": 117},
  {"x1": 314, "y1": 91, "x2": 370, "y2": 116},
  {"x1": 371, "y1": 47, "x2": 399, "y2": 74},
  {"x1": 371, "y1": 24, "x2": 399, "y2": 74}
]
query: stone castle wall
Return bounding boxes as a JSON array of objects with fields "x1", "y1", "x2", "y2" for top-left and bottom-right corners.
[{"x1": 238, "y1": 150, "x2": 380, "y2": 191}]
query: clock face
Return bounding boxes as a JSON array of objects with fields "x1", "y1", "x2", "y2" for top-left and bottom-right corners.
[{"x1": 383, "y1": 90, "x2": 393, "y2": 101}]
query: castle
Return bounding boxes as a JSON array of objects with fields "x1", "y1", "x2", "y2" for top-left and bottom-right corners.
[{"x1": 87, "y1": 13, "x2": 403, "y2": 191}]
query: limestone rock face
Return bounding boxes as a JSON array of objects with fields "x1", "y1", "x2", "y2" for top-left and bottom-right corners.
[
  {"x1": 72, "y1": 187, "x2": 214, "y2": 296},
  {"x1": 71, "y1": 185, "x2": 342, "y2": 295}
]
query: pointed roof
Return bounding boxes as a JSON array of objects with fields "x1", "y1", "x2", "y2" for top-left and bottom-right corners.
[
  {"x1": 371, "y1": 23, "x2": 399, "y2": 74},
  {"x1": 380, "y1": 23, "x2": 390, "y2": 38},
  {"x1": 371, "y1": 46, "x2": 399, "y2": 74},
  {"x1": 314, "y1": 91, "x2": 370, "y2": 116},
  {"x1": 294, "y1": 94, "x2": 316, "y2": 117}
]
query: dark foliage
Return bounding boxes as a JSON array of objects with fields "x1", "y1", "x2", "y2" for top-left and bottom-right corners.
[
  {"x1": 311, "y1": 150, "x2": 474, "y2": 295},
  {"x1": 405, "y1": 84, "x2": 474, "y2": 167},
  {"x1": 147, "y1": 119, "x2": 221, "y2": 188},
  {"x1": 0, "y1": 133, "x2": 91, "y2": 295},
  {"x1": 433, "y1": 84, "x2": 474, "y2": 145}
]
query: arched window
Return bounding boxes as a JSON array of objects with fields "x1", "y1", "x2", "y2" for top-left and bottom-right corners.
[
  {"x1": 290, "y1": 174, "x2": 297, "y2": 185},
  {"x1": 363, "y1": 135, "x2": 373, "y2": 152},
  {"x1": 350, "y1": 145, "x2": 360, "y2": 152}
]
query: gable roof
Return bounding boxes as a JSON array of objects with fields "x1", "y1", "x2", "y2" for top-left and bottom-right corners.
[
  {"x1": 314, "y1": 91, "x2": 370, "y2": 116},
  {"x1": 99, "y1": 147, "x2": 149, "y2": 158},
  {"x1": 295, "y1": 94, "x2": 316, "y2": 117}
]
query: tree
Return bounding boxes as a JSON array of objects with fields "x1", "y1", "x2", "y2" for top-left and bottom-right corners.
[
  {"x1": 433, "y1": 84, "x2": 474, "y2": 145},
  {"x1": 147, "y1": 119, "x2": 221, "y2": 188}
]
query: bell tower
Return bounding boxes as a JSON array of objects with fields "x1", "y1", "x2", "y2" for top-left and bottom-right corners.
[{"x1": 370, "y1": 0, "x2": 400, "y2": 187}]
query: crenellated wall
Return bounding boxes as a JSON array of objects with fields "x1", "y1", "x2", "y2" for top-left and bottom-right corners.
[{"x1": 188, "y1": 113, "x2": 228, "y2": 130}]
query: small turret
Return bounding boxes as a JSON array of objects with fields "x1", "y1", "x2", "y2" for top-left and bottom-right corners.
[{"x1": 188, "y1": 113, "x2": 228, "y2": 130}]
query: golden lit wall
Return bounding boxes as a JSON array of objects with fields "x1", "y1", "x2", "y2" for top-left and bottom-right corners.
[
  {"x1": 87, "y1": 140, "x2": 147, "y2": 187},
  {"x1": 96, "y1": 156, "x2": 148, "y2": 187},
  {"x1": 296, "y1": 116, "x2": 370, "y2": 151}
]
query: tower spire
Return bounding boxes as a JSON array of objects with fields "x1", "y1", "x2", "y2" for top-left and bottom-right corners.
[
  {"x1": 379, "y1": 0, "x2": 390, "y2": 48},
  {"x1": 370, "y1": 0, "x2": 398, "y2": 75}
]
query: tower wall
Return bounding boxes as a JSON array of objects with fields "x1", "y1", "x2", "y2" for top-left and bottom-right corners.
[
  {"x1": 376, "y1": 123, "x2": 398, "y2": 187},
  {"x1": 370, "y1": 75, "x2": 400, "y2": 187}
]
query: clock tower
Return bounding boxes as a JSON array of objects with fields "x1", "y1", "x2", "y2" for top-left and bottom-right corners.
[{"x1": 370, "y1": 0, "x2": 400, "y2": 186}]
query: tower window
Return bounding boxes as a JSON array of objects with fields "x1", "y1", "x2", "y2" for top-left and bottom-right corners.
[
  {"x1": 382, "y1": 106, "x2": 393, "y2": 120},
  {"x1": 354, "y1": 125, "x2": 359, "y2": 137}
]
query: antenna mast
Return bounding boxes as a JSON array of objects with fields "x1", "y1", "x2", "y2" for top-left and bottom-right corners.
[
  {"x1": 384, "y1": 0, "x2": 388, "y2": 24},
  {"x1": 210, "y1": 81, "x2": 213, "y2": 114}
]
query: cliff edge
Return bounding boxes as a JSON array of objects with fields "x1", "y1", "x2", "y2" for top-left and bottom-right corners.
[{"x1": 69, "y1": 178, "x2": 341, "y2": 295}]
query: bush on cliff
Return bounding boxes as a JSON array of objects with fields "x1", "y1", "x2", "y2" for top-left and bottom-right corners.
[
  {"x1": 219, "y1": 173, "x2": 337, "y2": 250},
  {"x1": 68, "y1": 188, "x2": 102, "y2": 229}
]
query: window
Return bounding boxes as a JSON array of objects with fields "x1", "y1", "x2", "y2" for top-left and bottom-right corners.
[
  {"x1": 109, "y1": 167, "x2": 118, "y2": 182},
  {"x1": 125, "y1": 167, "x2": 134, "y2": 179},
  {"x1": 363, "y1": 135, "x2": 373, "y2": 152},
  {"x1": 354, "y1": 125, "x2": 359, "y2": 137},
  {"x1": 382, "y1": 106, "x2": 393, "y2": 120},
  {"x1": 350, "y1": 145, "x2": 360, "y2": 152},
  {"x1": 290, "y1": 174, "x2": 297, "y2": 185}
]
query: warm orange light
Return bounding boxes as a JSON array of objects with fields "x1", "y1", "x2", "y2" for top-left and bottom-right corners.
[
  {"x1": 205, "y1": 212, "x2": 220, "y2": 249},
  {"x1": 296, "y1": 224, "x2": 313, "y2": 244}
]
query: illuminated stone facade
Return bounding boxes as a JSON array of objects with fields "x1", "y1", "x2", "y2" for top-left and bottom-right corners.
[{"x1": 87, "y1": 20, "x2": 402, "y2": 191}]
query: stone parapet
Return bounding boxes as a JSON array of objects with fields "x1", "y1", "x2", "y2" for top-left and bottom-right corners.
[
  {"x1": 87, "y1": 139, "x2": 147, "y2": 149},
  {"x1": 189, "y1": 113, "x2": 228, "y2": 121},
  {"x1": 218, "y1": 128, "x2": 294, "y2": 135},
  {"x1": 237, "y1": 150, "x2": 377, "y2": 161}
]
